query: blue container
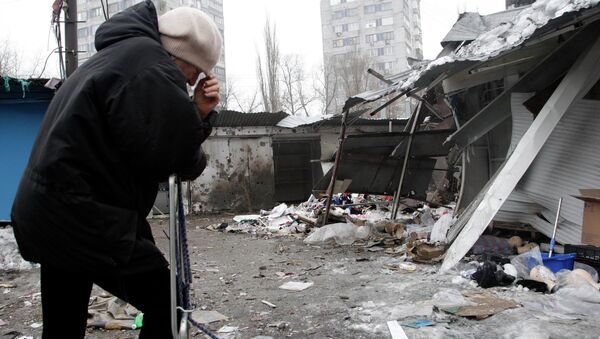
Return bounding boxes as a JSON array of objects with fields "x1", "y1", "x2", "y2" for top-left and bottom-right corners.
[{"x1": 541, "y1": 252, "x2": 576, "y2": 272}]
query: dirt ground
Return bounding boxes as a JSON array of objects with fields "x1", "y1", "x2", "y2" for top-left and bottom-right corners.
[{"x1": 2, "y1": 214, "x2": 600, "y2": 339}]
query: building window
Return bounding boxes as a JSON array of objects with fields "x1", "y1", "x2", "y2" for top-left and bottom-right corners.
[
  {"x1": 333, "y1": 22, "x2": 359, "y2": 33},
  {"x1": 77, "y1": 11, "x2": 87, "y2": 21},
  {"x1": 91, "y1": 24, "x2": 100, "y2": 36},
  {"x1": 89, "y1": 7, "x2": 102, "y2": 18},
  {"x1": 365, "y1": 31, "x2": 394, "y2": 44},
  {"x1": 369, "y1": 46, "x2": 394, "y2": 57},
  {"x1": 330, "y1": 0, "x2": 356, "y2": 5},
  {"x1": 77, "y1": 27, "x2": 88, "y2": 38},
  {"x1": 375, "y1": 61, "x2": 397, "y2": 73},
  {"x1": 365, "y1": 16, "x2": 394, "y2": 28},
  {"x1": 77, "y1": 44, "x2": 87, "y2": 53},
  {"x1": 333, "y1": 36, "x2": 359, "y2": 48},
  {"x1": 213, "y1": 15, "x2": 224, "y2": 25},
  {"x1": 364, "y1": 2, "x2": 392, "y2": 14},
  {"x1": 332, "y1": 7, "x2": 358, "y2": 19},
  {"x1": 108, "y1": 2, "x2": 120, "y2": 15}
]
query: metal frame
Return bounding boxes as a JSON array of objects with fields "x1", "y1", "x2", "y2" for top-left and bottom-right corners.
[{"x1": 168, "y1": 175, "x2": 190, "y2": 339}]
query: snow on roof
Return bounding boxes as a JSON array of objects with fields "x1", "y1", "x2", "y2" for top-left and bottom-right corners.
[
  {"x1": 442, "y1": 7, "x2": 526, "y2": 45},
  {"x1": 396, "y1": 0, "x2": 600, "y2": 92},
  {"x1": 456, "y1": 0, "x2": 600, "y2": 58}
]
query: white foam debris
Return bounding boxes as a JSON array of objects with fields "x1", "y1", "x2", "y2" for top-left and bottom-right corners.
[{"x1": 0, "y1": 227, "x2": 37, "y2": 270}]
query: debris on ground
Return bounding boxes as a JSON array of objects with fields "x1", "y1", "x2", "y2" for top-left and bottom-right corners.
[
  {"x1": 87, "y1": 293, "x2": 140, "y2": 330},
  {"x1": 0, "y1": 227, "x2": 37, "y2": 270},
  {"x1": 191, "y1": 310, "x2": 229, "y2": 324},
  {"x1": 278, "y1": 281, "x2": 314, "y2": 291}
]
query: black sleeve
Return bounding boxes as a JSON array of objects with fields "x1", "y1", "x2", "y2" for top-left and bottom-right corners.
[{"x1": 105, "y1": 62, "x2": 212, "y2": 181}]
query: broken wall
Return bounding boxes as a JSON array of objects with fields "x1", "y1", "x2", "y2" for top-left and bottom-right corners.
[{"x1": 191, "y1": 126, "x2": 277, "y2": 213}]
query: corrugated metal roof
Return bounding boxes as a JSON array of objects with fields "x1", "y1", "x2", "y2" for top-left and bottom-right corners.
[
  {"x1": 213, "y1": 111, "x2": 289, "y2": 127},
  {"x1": 496, "y1": 94, "x2": 600, "y2": 245},
  {"x1": 346, "y1": 2, "x2": 600, "y2": 110},
  {"x1": 442, "y1": 8, "x2": 527, "y2": 45}
]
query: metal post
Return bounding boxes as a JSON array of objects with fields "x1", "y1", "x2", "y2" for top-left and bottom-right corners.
[
  {"x1": 322, "y1": 109, "x2": 349, "y2": 226},
  {"x1": 549, "y1": 197, "x2": 563, "y2": 257},
  {"x1": 64, "y1": 0, "x2": 78, "y2": 77},
  {"x1": 168, "y1": 176, "x2": 179, "y2": 339},
  {"x1": 391, "y1": 102, "x2": 422, "y2": 219}
]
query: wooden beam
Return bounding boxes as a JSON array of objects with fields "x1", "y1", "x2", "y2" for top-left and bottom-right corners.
[{"x1": 440, "y1": 35, "x2": 600, "y2": 272}]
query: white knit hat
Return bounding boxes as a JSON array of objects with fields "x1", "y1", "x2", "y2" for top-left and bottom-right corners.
[{"x1": 158, "y1": 7, "x2": 223, "y2": 73}]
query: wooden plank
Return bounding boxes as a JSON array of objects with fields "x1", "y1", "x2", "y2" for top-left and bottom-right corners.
[
  {"x1": 441, "y1": 35, "x2": 600, "y2": 272},
  {"x1": 387, "y1": 321, "x2": 409, "y2": 339}
]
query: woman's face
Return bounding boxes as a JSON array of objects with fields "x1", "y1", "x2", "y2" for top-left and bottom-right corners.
[{"x1": 172, "y1": 56, "x2": 202, "y2": 86}]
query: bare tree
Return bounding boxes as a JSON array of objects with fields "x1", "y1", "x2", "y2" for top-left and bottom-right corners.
[
  {"x1": 0, "y1": 39, "x2": 20, "y2": 77},
  {"x1": 232, "y1": 90, "x2": 261, "y2": 113},
  {"x1": 314, "y1": 57, "x2": 339, "y2": 115},
  {"x1": 279, "y1": 54, "x2": 316, "y2": 116},
  {"x1": 335, "y1": 49, "x2": 372, "y2": 99},
  {"x1": 218, "y1": 80, "x2": 235, "y2": 111},
  {"x1": 256, "y1": 17, "x2": 281, "y2": 112}
]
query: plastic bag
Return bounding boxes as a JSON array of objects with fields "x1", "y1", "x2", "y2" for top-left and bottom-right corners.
[
  {"x1": 431, "y1": 288, "x2": 475, "y2": 308},
  {"x1": 510, "y1": 246, "x2": 543, "y2": 279},
  {"x1": 554, "y1": 269, "x2": 600, "y2": 302},
  {"x1": 419, "y1": 206, "x2": 435, "y2": 226},
  {"x1": 429, "y1": 213, "x2": 454, "y2": 243},
  {"x1": 303, "y1": 223, "x2": 370, "y2": 246},
  {"x1": 574, "y1": 262, "x2": 599, "y2": 282}
]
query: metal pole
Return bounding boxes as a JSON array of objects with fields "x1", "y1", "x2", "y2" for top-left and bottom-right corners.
[
  {"x1": 549, "y1": 197, "x2": 563, "y2": 257},
  {"x1": 64, "y1": 0, "x2": 78, "y2": 77},
  {"x1": 391, "y1": 102, "x2": 422, "y2": 219},
  {"x1": 322, "y1": 109, "x2": 349, "y2": 226},
  {"x1": 168, "y1": 176, "x2": 179, "y2": 338}
]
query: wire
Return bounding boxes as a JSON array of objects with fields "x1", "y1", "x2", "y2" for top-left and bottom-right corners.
[
  {"x1": 36, "y1": 47, "x2": 60, "y2": 79},
  {"x1": 100, "y1": 0, "x2": 109, "y2": 20}
]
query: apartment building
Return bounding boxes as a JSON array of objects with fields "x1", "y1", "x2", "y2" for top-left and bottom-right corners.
[
  {"x1": 76, "y1": 0, "x2": 226, "y2": 86},
  {"x1": 320, "y1": 0, "x2": 422, "y2": 115}
]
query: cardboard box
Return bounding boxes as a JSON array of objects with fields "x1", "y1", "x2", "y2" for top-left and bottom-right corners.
[{"x1": 573, "y1": 189, "x2": 600, "y2": 246}]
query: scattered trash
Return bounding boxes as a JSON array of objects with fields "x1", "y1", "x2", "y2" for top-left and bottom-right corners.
[
  {"x1": 278, "y1": 281, "x2": 314, "y2": 291},
  {"x1": 471, "y1": 261, "x2": 515, "y2": 288},
  {"x1": 471, "y1": 235, "x2": 522, "y2": 255},
  {"x1": 261, "y1": 300, "x2": 277, "y2": 308},
  {"x1": 440, "y1": 291, "x2": 520, "y2": 319},
  {"x1": 0, "y1": 319, "x2": 6, "y2": 326},
  {"x1": 429, "y1": 212, "x2": 454, "y2": 243},
  {"x1": 529, "y1": 265, "x2": 557, "y2": 291},
  {"x1": 433, "y1": 288, "x2": 476, "y2": 308},
  {"x1": 0, "y1": 284, "x2": 16, "y2": 289},
  {"x1": 29, "y1": 322, "x2": 42, "y2": 329},
  {"x1": 191, "y1": 310, "x2": 229, "y2": 324},
  {"x1": 409, "y1": 242, "x2": 445, "y2": 263},
  {"x1": 511, "y1": 246, "x2": 543, "y2": 279},
  {"x1": 383, "y1": 262, "x2": 417, "y2": 272},
  {"x1": 217, "y1": 325, "x2": 238, "y2": 333},
  {"x1": 400, "y1": 319, "x2": 435, "y2": 328},
  {"x1": 304, "y1": 222, "x2": 370, "y2": 246}
]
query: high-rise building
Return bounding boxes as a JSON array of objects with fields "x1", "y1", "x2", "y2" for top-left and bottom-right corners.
[
  {"x1": 76, "y1": 0, "x2": 226, "y2": 86},
  {"x1": 506, "y1": 0, "x2": 536, "y2": 9},
  {"x1": 320, "y1": 0, "x2": 422, "y2": 115}
]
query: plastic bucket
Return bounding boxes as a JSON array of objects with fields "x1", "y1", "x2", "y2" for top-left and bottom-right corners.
[{"x1": 541, "y1": 252, "x2": 576, "y2": 272}]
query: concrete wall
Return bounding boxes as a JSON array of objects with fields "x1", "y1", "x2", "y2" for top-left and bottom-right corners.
[
  {"x1": 190, "y1": 123, "x2": 403, "y2": 212},
  {"x1": 191, "y1": 127, "x2": 278, "y2": 213}
]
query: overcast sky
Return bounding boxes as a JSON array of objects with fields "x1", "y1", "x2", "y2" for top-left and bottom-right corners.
[{"x1": 1, "y1": 0, "x2": 505, "y2": 98}]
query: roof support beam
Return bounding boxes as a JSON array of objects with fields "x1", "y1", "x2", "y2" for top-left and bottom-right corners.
[
  {"x1": 440, "y1": 34, "x2": 600, "y2": 272},
  {"x1": 444, "y1": 23, "x2": 600, "y2": 148}
]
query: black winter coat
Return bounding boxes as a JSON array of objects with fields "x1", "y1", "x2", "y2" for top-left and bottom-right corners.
[{"x1": 11, "y1": 1, "x2": 211, "y2": 274}]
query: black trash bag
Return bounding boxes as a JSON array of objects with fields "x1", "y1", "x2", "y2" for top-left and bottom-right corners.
[{"x1": 472, "y1": 261, "x2": 515, "y2": 288}]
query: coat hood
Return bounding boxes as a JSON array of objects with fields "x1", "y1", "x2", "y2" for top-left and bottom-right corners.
[{"x1": 95, "y1": 0, "x2": 160, "y2": 51}]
